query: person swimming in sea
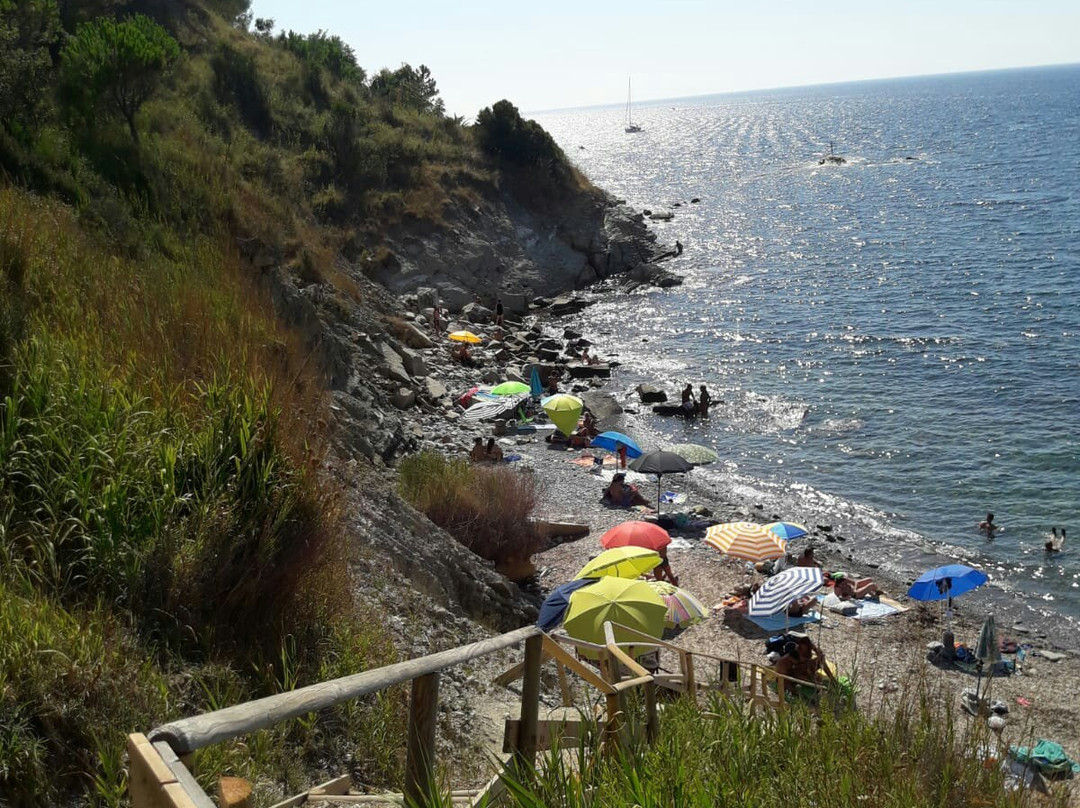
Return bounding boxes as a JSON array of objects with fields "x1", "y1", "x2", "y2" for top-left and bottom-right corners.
[
  {"x1": 978, "y1": 512, "x2": 1000, "y2": 539},
  {"x1": 1045, "y1": 527, "x2": 1066, "y2": 553}
]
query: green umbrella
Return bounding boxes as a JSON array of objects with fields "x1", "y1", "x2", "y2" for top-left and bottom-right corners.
[
  {"x1": 663, "y1": 443, "x2": 719, "y2": 465},
  {"x1": 491, "y1": 381, "x2": 530, "y2": 396}
]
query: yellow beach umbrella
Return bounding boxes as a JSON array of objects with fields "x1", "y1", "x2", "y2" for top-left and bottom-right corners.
[
  {"x1": 563, "y1": 577, "x2": 667, "y2": 648},
  {"x1": 448, "y1": 330, "x2": 482, "y2": 344},
  {"x1": 541, "y1": 393, "x2": 583, "y2": 437},
  {"x1": 704, "y1": 521, "x2": 787, "y2": 562},
  {"x1": 574, "y1": 546, "x2": 661, "y2": 581}
]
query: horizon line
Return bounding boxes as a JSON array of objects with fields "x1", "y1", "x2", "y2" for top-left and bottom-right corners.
[{"x1": 524, "y1": 60, "x2": 1080, "y2": 116}]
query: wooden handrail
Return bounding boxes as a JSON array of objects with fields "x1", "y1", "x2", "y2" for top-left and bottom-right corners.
[{"x1": 150, "y1": 626, "x2": 542, "y2": 755}]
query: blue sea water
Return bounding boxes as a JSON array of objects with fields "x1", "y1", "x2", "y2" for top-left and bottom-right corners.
[{"x1": 533, "y1": 65, "x2": 1080, "y2": 632}]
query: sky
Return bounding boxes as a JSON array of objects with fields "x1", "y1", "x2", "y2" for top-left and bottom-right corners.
[{"x1": 251, "y1": 0, "x2": 1080, "y2": 117}]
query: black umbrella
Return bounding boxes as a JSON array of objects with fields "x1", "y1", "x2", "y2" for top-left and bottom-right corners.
[{"x1": 628, "y1": 450, "x2": 694, "y2": 513}]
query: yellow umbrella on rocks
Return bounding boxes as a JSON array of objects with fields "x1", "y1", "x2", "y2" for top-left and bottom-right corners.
[
  {"x1": 563, "y1": 577, "x2": 667, "y2": 648},
  {"x1": 542, "y1": 393, "x2": 583, "y2": 437},
  {"x1": 573, "y1": 546, "x2": 661, "y2": 581},
  {"x1": 704, "y1": 521, "x2": 787, "y2": 562},
  {"x1": 448, "y1": 330, "x2": 482, "y2": 344}
]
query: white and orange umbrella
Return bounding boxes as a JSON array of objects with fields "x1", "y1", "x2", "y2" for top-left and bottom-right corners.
[{"x1": 704, "y1": 521, "x2": 787, "y2": 562}]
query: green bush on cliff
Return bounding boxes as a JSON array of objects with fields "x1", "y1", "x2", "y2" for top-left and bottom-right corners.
[{"x1": 398, "y1": 451, "x2": 545, "y2": 566}]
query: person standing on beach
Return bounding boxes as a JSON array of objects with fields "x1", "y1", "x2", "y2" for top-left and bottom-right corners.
[
  {"x1": 431, "y1": 304, "x2": 441, "y2": 335},
  {"x1": 495, "y1": 298, "x2": 504, "y2": 328},
  {"x1": 616, "y1": 442, "x2": 628, "y2": 470}
]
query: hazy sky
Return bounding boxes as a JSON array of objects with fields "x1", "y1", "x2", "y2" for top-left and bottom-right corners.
[{"x1": 252, "y1": 0, "x2": 1080, "y2": 117}]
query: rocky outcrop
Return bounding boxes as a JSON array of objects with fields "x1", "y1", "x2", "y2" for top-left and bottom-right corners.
[{"x1": 372, "y1": 184, "x2": 662, "y2": 310}]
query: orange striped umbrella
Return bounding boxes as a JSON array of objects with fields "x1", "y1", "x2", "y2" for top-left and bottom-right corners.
[{"x1": 704, "y1": 521, "x2": 787, "y2": 562}]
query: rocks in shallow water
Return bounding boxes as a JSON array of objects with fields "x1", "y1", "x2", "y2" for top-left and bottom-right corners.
[
  {"x1": 636, "y1": 384, "x2": 668, "y2": 403},
  {"x1": 563, "y1": 327, "x2": 582, "y2": 340}
]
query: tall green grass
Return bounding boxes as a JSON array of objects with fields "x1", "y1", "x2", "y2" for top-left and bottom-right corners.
[{"x1": 483, "y1": 691, "x2": 1065, "y2": 808}]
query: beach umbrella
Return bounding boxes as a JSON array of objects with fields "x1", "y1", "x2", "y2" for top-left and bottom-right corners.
[
  {"x1": 491, "y1": 381, "x2": 530, "y2": 396},
  {"x1": 563, "y1": 576, "x2": 667, "y2": 648},
  {"x1": 542, "y1": 393, "x2": 583, "y2": 437},
  {"x1": 974, "y1": 614, "x2": 1001, "y2": 702},
  {"x1": 448, "y1": 330, "x2": 482, "y2": 344},
  {"x1": 529, "y1": 367, "x2": 544, "y2": 398},
  {"x1": 662, "y1": 443, "x2": 719, "y2": 465},
  {"x1": 600, "y1": 521, "x2": 671, "y2": 552},
  {"x1": 461, "y1": 394, "x2": 525, "y2": 422},
  {"x1": 765, "y1": 522, "x2": 810, "y2": 542},
  {"x1": 647, "y1": 581, "x2": 708, "y2": 629},
  {"x1": 748, "y1": 567, "x2": 824, "y2": 617},
  {"x1": 537, "y1": 579, "x2": 595, "y2": 631},
  {"x1": 907, "y1": 564, "x2": 988, "y2": 602},
  {"x1": 705, "y1": 522, "x2": 788, "y2": 562},
  {"x1": 591, "y1": 431, "x2": 643, "y2": 458},
  {"x1": 573, "y1": 546, "x2": 661, "y2": 581},
  {"x1": 628, "y1": 450, "x2": 695, "y2": 513}
]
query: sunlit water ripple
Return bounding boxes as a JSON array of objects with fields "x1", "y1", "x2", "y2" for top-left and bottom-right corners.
[{"x1": 533, "y1": 65, "x2": 1080, "y2": 634}]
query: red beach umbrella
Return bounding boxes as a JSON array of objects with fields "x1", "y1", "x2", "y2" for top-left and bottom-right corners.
[{"x1": 600, "y1": 521, "x2": 671, "y2": 552}]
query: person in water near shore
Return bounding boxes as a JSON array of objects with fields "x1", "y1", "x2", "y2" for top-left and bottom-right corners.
[
  {"x1": 681, "y1": 383, "x2": 696, "y2": 414},
  {"x1": 698, "y1": 385, "x2": 712, "y2": 417},
  {"x1": 1046, "y1": 527, "x2": 1067, "y2": 553},
  {"x1": 675, "y1": 240, "x2": 684, "y2": 256},
  {"x1": 978, "y1": 512, "x2": 997, "y2": 539}
]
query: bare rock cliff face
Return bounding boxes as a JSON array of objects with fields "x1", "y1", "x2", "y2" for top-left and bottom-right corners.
[{"x1": 375, "y1": 185, "x2": 660, "y2": 310}]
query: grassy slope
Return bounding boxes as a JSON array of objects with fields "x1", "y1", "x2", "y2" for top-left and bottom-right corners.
[{"x1": 0, "y1": 1, "x2": 491, "y2": 803}]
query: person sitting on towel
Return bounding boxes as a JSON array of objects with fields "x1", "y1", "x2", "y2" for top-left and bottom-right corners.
[
  {"x1": 468, "y1": 437, "x2": 487, "y2": 463},
  {"x1": 485, "y1": 437, "x2": 504, "y2": 462},
  {"x1": 796, "y1": 546, "x2": 820, "y2": 568},
  {"x1": 773, "y1": 635, "x2": 837, "y2": 685},
  {"x1": 602, "y1": 473, "x2": 650, "y2": 508}
]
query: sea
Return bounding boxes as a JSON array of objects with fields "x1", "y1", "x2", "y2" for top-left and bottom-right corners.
[{"x1": 532, "y1": 64, "x2": 1080, "y2": 643}]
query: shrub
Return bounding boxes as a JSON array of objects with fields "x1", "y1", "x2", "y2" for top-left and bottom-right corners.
[
  {"x1": 211, "y1": 42, "x2": 273, "y2": 137},
  {"x1": 398, "y1": 451, "x2": 544, "y2": 564},
  {"x1": 474, "y1": 99, "x2": 568, "y2": 177}
]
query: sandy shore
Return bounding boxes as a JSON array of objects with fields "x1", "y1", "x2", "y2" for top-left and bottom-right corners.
[{"x1": 502, "y1": 431, "x2": 1080, "y2": 775}]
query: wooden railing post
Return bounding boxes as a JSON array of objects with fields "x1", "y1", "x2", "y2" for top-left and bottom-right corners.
[
  {"x1": 515, "y1": 633, "x2": 543, "y2": 772},
  {"x1": 598, "y1": 650, "x2": 623, "y2": 754},
  {"x1": 682, "y1": 652, "x2": 696, "y2": 705},
  {"x1": 644, "y1": 681, "x2": 659, "y2": 744},
  {"x1": 404, "y1": 672, "x2": 439, "y2": 807}
]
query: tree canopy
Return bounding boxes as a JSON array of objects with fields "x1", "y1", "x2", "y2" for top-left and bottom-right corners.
[{"x1": 60, "y1": 13, "x2": 180, "y2": 142}]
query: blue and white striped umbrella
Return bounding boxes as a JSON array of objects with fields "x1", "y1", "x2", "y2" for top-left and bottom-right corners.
[{"x1": 748, "y1": 567, "x2": 824, "y2": 617}]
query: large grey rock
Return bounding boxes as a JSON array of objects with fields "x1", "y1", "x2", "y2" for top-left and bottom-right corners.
[
  {"x1": 424, "y1": 377, "x2": 448, "y2": 400},
  {"x1": 392, "y1": 388, "x2": 417, "y2": 409},
  {"x1": 398, "y1": 347, "x2": 427, "y2": 377},
  {"x1": 379, "y1": 342, "x2": 411, "y2": 385},
  {"x1": 636, "y1": 384, "x2": 668, "y2": 403},
  {"x1": 463, "y1": 302, "x2": 493, "y2": 323},
  {"x1": 398, "y1": 322, "x2": 434, "y2": 349},
  {"x1": 416, "y1": 287, "x2": 439, "y2": 310}
]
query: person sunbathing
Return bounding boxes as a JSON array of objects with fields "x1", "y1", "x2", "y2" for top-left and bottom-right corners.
[
  {"x1": 602, "y1": 473, "x2": 650, "y2": 508},
  {"x1": 832, "y1": 572, "x2": 882, "y2": 600},
  {"x1": 468, "y1": 437, "x2": 487, "y2": 463},
  {"x1": 451, "y1": 343, "x2": 474, "y2": 365},
  {"x1": 485, "y1": 437, "x2": 504, "y2": 462},
  {"x1": 787, "y1": 595, "x2": 816, "y2": 617}
]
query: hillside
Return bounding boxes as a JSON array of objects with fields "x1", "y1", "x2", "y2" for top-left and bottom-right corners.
[{"x1": 0, "y1": 1, "x2": 661, "y2": 805}]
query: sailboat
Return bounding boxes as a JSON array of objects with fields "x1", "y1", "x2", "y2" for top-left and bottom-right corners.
[{"x1": 624, "y1": 78, "x2": 642, "y2": 133}]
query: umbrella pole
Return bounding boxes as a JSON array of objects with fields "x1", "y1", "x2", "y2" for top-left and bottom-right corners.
[{"x1": 656, "y1": 475, "x2": 662, "y2": 515}]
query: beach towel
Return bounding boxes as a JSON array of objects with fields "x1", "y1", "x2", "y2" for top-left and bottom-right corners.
[
  {"x1": 1009, "y1": 740, "x2": 1080, "y2": 775},
  {"x1": 659, "y1": 491, "x2": 686, "y2": 504},
  {"x1": 816, "y1": 594, "x2": 905, "y2": 621},
  {"x1": 746, "y1": 611, "x2": 821, "y2": 633}
]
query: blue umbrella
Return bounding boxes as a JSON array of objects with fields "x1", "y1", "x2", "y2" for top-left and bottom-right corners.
[
  {"x1": 590, "y1": 431, "x2": 643, "y2": 458},
  {"x1": 907, "y1": 564, "x2": 988, "y2": 602},
  {"x1": 537, "y1": 579, "x2": 596, "y2": 631},
  {"x1": 530, "y1": 367, "x2": 544, "y2": 399},
  {"x1": 766, "y1": 522, "x2": 809, "y2": 542}
]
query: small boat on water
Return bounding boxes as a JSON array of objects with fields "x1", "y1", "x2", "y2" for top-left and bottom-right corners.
[
  {"x1": 819, "y1": 140, "x2": 846, "y2": 165},
  {"x1": 624, "y1": 78, "x2": 642, "y2": 133}
]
